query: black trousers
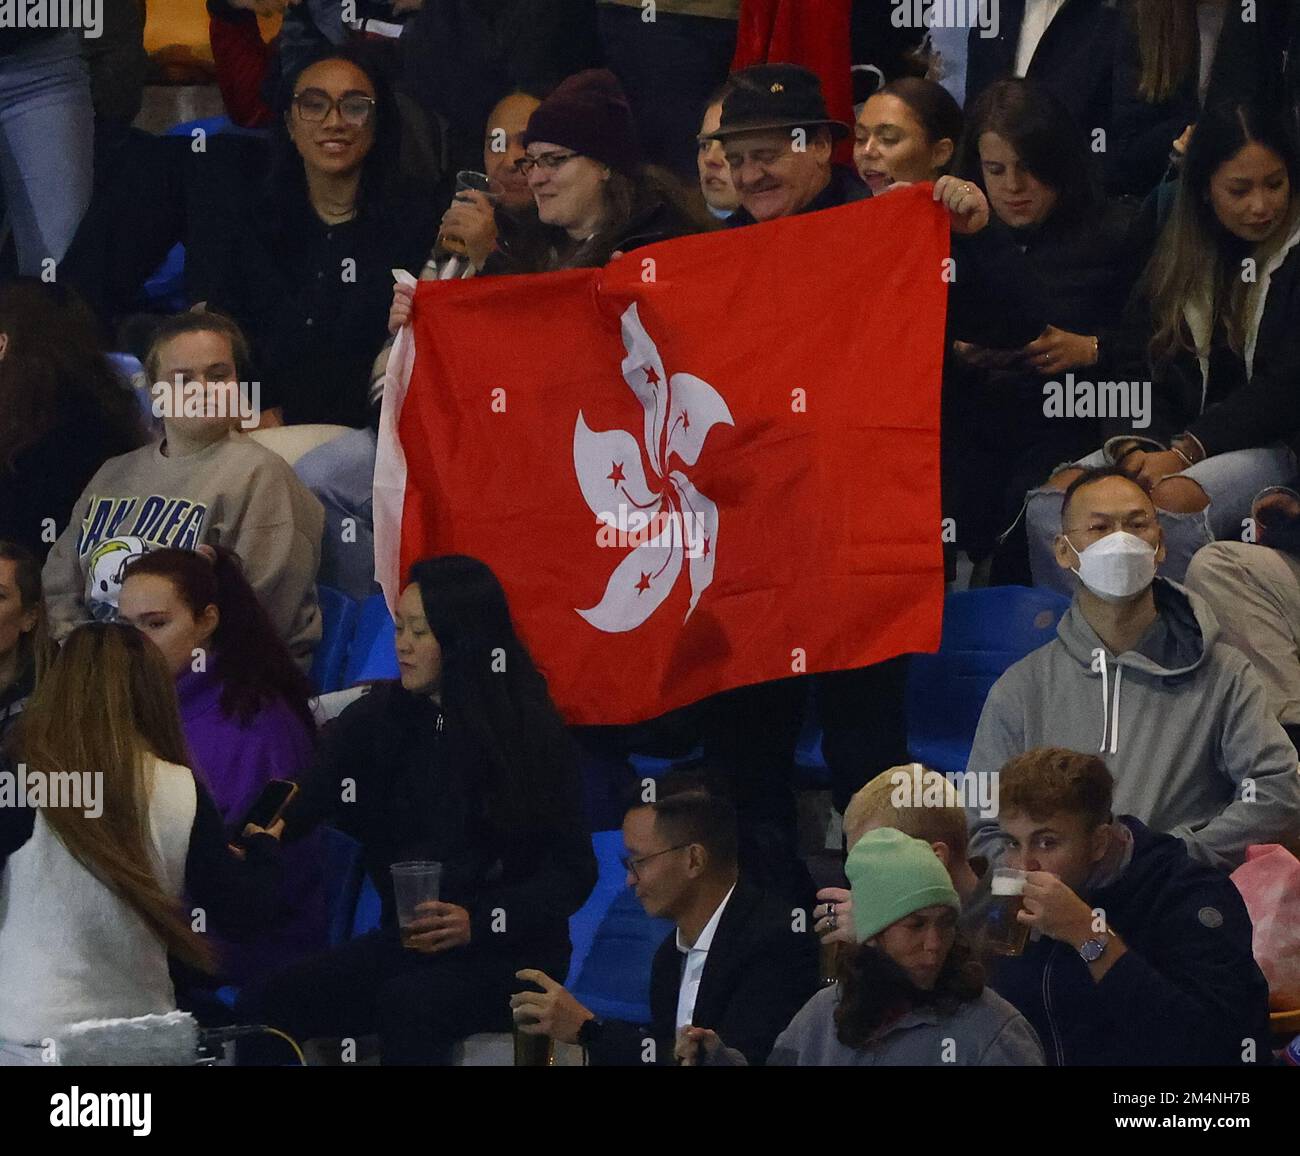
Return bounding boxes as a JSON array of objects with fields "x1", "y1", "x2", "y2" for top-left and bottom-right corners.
[
  {"x1": 235, "y1": 926, "x2": 529, "y2": 1065},
  {"x1": 701, "y1": 658, "x2": 910, "y2": 898},
  {"x1": 597, "y1": 6, "x2": 737, "y2": 179}
]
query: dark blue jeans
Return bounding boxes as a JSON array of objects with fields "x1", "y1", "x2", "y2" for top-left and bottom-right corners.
[{"x1": 0, "y1": 33, "x2": 94, "y2": 273}]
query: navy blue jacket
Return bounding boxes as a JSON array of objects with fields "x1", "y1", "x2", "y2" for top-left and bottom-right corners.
[{"x1": 988, "y1": 817, "x2": 1272, "y2": 1067}]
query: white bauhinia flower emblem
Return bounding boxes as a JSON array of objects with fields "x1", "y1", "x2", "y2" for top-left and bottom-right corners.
[{"x1": 573, "y1": 303, "x2": 734, "y2": 633}]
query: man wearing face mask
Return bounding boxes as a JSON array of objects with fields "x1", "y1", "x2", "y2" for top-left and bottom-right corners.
[{"x1": 967, "y1": 467, "x2": 1300, "y2": 872}]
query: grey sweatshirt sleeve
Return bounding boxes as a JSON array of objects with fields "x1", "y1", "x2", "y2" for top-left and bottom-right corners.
[
  {"x1": 41, "y1": 482, "x2": 95, "y2": 642},
  {"x1": 976, "y1": 1010, "x2": 1046, "y2": 1066},
  {"x1": 1175, "y1": 661, "x2": 1300, "y2": 871},
  {"x1": 965, "y1": 674, "x2": 1026, "y2": 864},
  {"x1": 224, "y1": 458, "x2": 324, "y2": 669}
]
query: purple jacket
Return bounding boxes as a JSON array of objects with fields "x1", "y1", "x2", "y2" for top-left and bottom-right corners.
[{"x1": 177, "y1": 667, "x2": 327, "y2": 985}]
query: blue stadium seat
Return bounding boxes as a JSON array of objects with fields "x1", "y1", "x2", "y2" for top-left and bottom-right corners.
[
  {"x1": 344, "y1": 593, "x2": 399, "y2": 686},
  {"x1": 319, "y1": 827, "x2": 366, "y2": 948},
  {"x1": 567, "y1": 830, "x2": 672, "y2": 1023},
  {"x1": 310, "y1": 585, "x2": 359, "y2": 695},
  {"x1": 905, "y1": 586, "x2": 1071, "y2": 774}
]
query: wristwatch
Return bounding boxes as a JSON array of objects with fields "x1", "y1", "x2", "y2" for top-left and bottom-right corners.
[
  {"x1": 576, "y1": 1017, "x2": 605, "y2": 1048},
  {"x1": 1078, "y1": 934, "x2": 1110, "y2": 963}
]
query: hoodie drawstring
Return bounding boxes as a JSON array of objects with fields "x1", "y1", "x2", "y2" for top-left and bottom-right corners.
[
  {"x1": 1096, "y1": 652, "x2": 1123, "y2": 755},
  {"x1": 1109, "y1": 665, "x2": 1123, "y2": 755}
]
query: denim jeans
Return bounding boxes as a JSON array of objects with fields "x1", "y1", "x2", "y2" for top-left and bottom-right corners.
[
  {"x1": 1027, "y1": 443, "x2": 1299, "y2": 591},
  {"x1": 295, "y1": 427, "x2": 379, "y2": 601},
  {"x1": 0, "y1": 33, "x2": 94, "y2": 274}
]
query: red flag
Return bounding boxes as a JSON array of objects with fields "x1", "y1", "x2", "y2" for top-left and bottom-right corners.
[
  {"x1": 376, "y1": 186, "x2": 947, "y2": 726},
  {"x1": 731, "y1": 0, "x2": 855, "y2": 165}
]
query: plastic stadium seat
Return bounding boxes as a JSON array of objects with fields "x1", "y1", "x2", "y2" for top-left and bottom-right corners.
[
  {"x1": 106, "y1": 352, "x2": 145, "y2": 384},
  {"x1": 351, "y1": 876, "x2": 383, "y2": 938},
  {"x1": 627, "y1": 747, "x2": 704, "y2": 781},
  {"x1": 164, "y1": 114, "x2": 237, "y2": 140},
  {"x1": 319, "y1": 827, "x2": 366, "y2": 948},
  {"x1": 310, "y1": 585, "x2": 359, "y2": 695},
  {"x1": 567, "y1": 830, "x2": 672, "y2": 1023},
  {"x1": 905, "y1": 587, "x2": 1071, "y2": 774},
  {"x1": 344, "y1": 593, "x2": 399, "y2": 686}
]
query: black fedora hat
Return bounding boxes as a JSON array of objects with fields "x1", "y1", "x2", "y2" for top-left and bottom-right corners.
[{"x1": 706, "y1": 63, "x2": 850, "y2": 141}]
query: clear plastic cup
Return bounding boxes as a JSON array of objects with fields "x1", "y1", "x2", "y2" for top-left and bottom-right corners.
[{"x1": 391, "y1": 861, "x2": 443, "y2": 948}]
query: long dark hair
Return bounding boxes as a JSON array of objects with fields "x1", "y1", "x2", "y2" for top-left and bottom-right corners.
[
  {"x1": 507, "y1": 164, "x2": 705, "y2": 272},
  {"x1": 265, "y1": 43, "x2": 404, "y2": 227},
  {"x1": 834, "y1": 932, "x2": 984, "y2": 1049},
  {"x1": 407, "y1": 555, "x2": 578, "y2": 834},
  {"x1": 1144, "y1": 101, "x2": 1300, "y2": 361},
  {"x1": 0, "y1": 539, "x2": 54, "y2": 694},
  {"x1": 122, "y1": 547, "x2": 316, "y2": 732},
  {"x1": 0, "y1": 278, "x2": 144, "y2": 469},
  {"x1": 957, "y1": 77, "x2": 1102, "y2": 228}
]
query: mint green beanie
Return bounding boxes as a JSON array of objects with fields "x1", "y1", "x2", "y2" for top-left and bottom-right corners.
[{"x1": 845, "y1": 828, "x2": 961, "y2": 942}]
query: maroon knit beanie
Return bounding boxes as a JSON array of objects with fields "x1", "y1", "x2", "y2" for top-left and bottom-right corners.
[{"x1": 522, "y1": 69, "x2": 641, "y2": 175}]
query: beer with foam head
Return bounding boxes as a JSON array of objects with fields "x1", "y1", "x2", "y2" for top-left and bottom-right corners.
[{"x1": 984, "y1": 867, "x2": 1030, "y2": 956}]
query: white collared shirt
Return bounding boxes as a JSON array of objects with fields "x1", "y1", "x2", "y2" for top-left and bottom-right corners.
[
  {"x1": 1014, "y1": 0, "x2": 1069, "y2": 76},
  {"x1": 675, "y1": 884, "x2": 736, "y2": 1032}
]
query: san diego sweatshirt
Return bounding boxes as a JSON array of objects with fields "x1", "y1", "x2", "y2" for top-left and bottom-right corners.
[{"x1": 42, "y1": 433, "x2": 324, "y2": 667}]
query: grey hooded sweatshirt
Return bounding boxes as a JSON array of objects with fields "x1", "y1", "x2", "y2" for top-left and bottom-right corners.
[{"x1": 967, "y1": 579, "x2": 1300, "y2": 871}]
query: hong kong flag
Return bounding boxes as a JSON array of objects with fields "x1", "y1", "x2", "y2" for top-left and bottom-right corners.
[{"x1": 375, "y1": 185, "x2": 948, "y2": 725}]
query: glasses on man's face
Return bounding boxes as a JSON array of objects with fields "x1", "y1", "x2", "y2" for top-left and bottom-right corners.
[
  {"x1": 513, "y1": 151, "x2": 579, "y2": 176},
  {"x1": 620, "y1": 844, "x2": 690, "y2": 880},
  {"x1": 293, "y1": 88, "x2": 376, "y2": 128}
]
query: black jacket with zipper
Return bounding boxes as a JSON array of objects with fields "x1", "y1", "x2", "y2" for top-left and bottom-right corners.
[
  {"x1": 283, "y1": 682, "x2": 597, "y2": 976},
  {"x1": 987, "y1": 816, "x2": 1272, "y2": 1067}
]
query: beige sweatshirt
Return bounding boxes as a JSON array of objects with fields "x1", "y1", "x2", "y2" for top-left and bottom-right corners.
[{"x1": 43, "y1": 433, "x2": 324, "y2": 667}]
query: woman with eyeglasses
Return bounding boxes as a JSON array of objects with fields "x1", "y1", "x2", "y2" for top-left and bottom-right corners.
[
  {"x1": 235, "y1": 554, "x2": 597, "y2": 1065},
  {"x1": 387, "y1": 68, "x2": 706, "y2": 329},
  {"x1": 199, "y1": 44, "x2": 439, "y2": 432}
]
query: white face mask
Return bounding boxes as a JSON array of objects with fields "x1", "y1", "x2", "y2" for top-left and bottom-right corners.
[{"x1": 1065, "y1": 531, "x2": 1157, "y2": 602}]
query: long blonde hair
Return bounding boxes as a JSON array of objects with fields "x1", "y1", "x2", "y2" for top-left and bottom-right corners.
[
  {"x1": 12, "y1": 622, "x2": 214, "y2": 971},
  {"x1": 1143, "y1": 103, "x2": 1300, "y2": 365}
]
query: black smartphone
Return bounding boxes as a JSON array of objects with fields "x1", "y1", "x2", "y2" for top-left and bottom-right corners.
[{"x1": 235, "y1": 779, "x2": 298, "y2": 839}]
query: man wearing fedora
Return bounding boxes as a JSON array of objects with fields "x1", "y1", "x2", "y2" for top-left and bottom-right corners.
[
  {"x1": 695, "y1": 65, "x2": 1047, "y2": 912},
  {"x1": 708, "y1": 63, "x2": 992, "y2": 229}
]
